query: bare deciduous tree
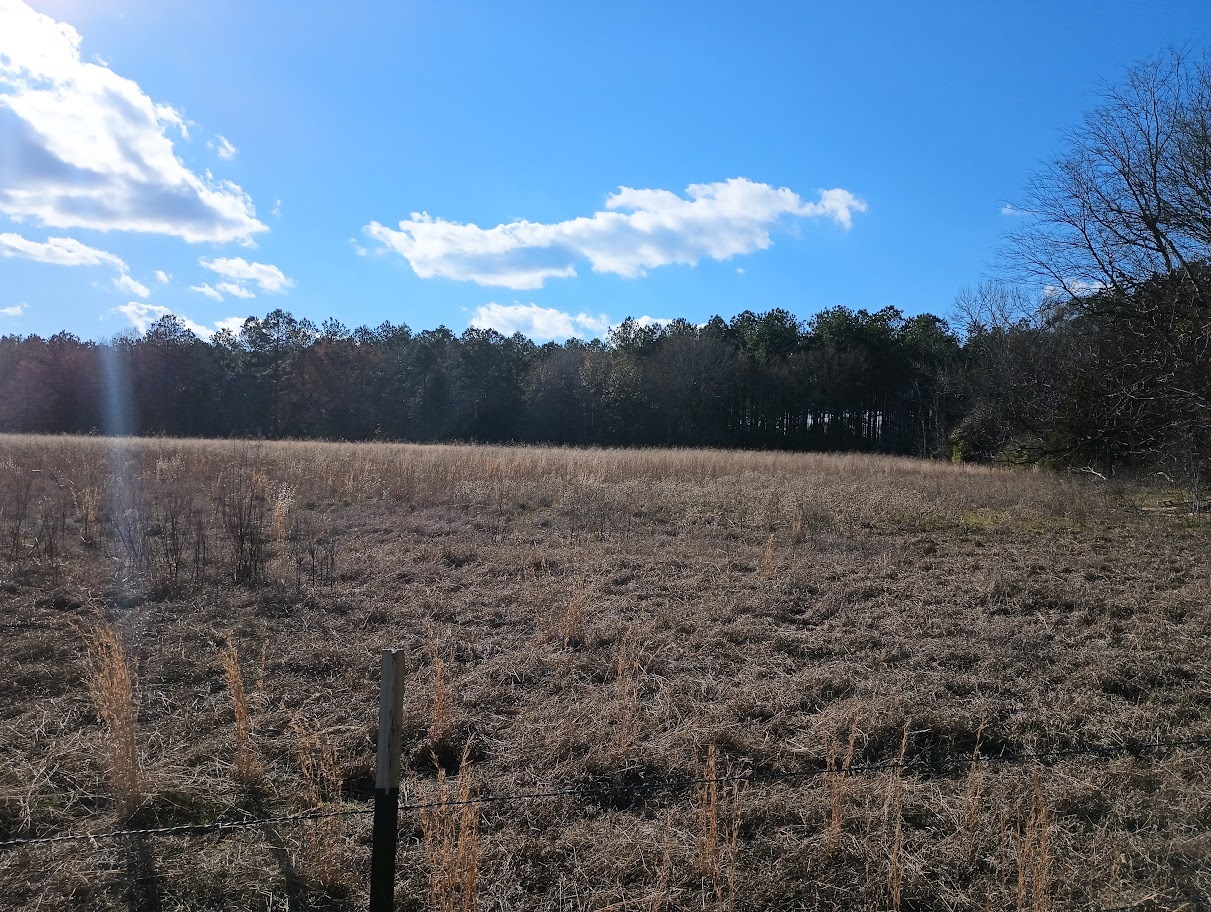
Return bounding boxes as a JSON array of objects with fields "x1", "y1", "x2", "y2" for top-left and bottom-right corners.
[{"x1": 1008, "y1": 49, "x2": 1211, "y2": 301}]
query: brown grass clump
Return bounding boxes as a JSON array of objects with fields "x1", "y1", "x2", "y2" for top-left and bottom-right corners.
[
  {"x1": 826, "y1": 714, "x2": 861, "y2": 856},
  {"x1": 695, "y1": 746, "x2": 743, "y2": 910},
  {"x1": 421, "y1": 741, "x2": 480, "y2": 912},
  {"x1": 220, "y1": 641, "x2": 262, "y2": 784},
  {"x1": 427, "y1": 628, "x2": 455, "y2": 750},
  {"x1": 559, "y1": 578, "x2": 591, "y2": 649},
  {"x1": 614, "y1": 628, "x2": 644, "y2": 753},
  {"x1": 290, "y1": 717, "x2": 350, "y2": 894},
  {"x1": 960, "y1": 720, "x2": 988, "y2": 856},
  {"x1": 885, "y1": 724, "x2": 910, "y2": 912},
  {"x1": 1017, "y1": 778, "x2": 1053, "y2": 912},
  {"x1": 81, "y1": 619, "x2": 144, "y2": 818},
  {"x1": 759, "y1": 532, "x2": 777, "y2": 577}
]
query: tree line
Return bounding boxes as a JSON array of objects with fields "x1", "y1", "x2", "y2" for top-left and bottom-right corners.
[
  {"x1": 3, "y1": 50, "x2": 1211, "y2": 483},
  {"x1": 0, "y1": 305, "x2": 967, "y2": 455}
]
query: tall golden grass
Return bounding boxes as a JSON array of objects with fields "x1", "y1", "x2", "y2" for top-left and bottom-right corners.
[
  {"x1": 695, "y1": 745, "x2": 743, "y2": 911},
  {"x1": 421, "y1": 741, "x2": 480, "y2": 912},
  {"x1": 220, "y1": 641, "x2": 262, "y2": 784},
  {"x1": 81, "y1": 619, "x2": 144, "y2": 818},
  {"x1": 291, "y1": 717, "x2": 350, "y2": 893}
]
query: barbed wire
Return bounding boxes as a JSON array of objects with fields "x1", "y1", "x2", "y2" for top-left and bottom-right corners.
[
  {"x1": 1097, "y1": 898, "x2": 1210, "y2": 912},
  {"x1": 2, "y1": 733, "x2": 1208, "y2": 851},
  {"x1": 0, "y1": 805, "x2": 368, "y2": 849}
]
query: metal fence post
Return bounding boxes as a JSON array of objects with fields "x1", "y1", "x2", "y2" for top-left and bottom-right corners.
[{"x1": 369, "y1": 648, "x2": 405, "y2": 912}]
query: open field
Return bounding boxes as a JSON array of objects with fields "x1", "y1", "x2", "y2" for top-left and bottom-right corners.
[{"x1": 0, "y1": 435, "x2": 1208, "y2": 911}]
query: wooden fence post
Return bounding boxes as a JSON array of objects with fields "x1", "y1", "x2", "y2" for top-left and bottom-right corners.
[{"x1": 369, "y1": 648, "x2": 405, "y2": 912}]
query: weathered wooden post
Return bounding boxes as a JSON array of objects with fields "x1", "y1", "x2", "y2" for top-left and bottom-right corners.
[{"x1": 369, "y1": 648, "x2": 405, "y2": 912}]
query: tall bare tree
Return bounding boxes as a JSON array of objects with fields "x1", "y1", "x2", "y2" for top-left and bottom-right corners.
[
  {"x1": 1006, "y1": 50, "x2": 1211, "y2": 480},
  {"x1": 1009, "y1": 50, "x2": 1211, "y2": 299}
]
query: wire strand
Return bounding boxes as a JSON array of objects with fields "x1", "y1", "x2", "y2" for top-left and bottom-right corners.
[{"x1": 2, "y1": 733, "x2": 1208, "y2": 850}]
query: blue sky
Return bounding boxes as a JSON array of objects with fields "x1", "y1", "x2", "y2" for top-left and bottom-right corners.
[{"x1": 3, "y1": 0, "x2": 1211, "y2": 343}]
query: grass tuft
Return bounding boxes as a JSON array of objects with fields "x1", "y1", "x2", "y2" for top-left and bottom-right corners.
[
  {"x1": 81, "y1": 619, "x2": 144, "y2": 818},
  {"x1": 220, "y1": 640, "x2": 263, "y2": 784},
  {"x1": 421, "y1": 740, "x2": 480, "y2": 912}
]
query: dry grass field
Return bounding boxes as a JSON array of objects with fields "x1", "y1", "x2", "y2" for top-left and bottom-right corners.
[{"x1": 0, "y1": 435, "x2": 1208, "y2": 912}]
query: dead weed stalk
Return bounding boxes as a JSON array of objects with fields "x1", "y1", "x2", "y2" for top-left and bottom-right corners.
[
  {"x1": 428, "y1": 626, "x2": 453, "y2": 748},
  {"x1": 826, "y1": 714, "x2": 860, "y2": 856},
  {"x1": 1016, "y1": 777, "x2": 1053, "y2": 912},
  {"x1": 960, "y1": 721, "x2": 988, "y2": 855},
  {"x1": 883, "y1": 724, "x2": 910, "y2": 912},
  {"x1": 759, "y1": 533, "x2": 777, "y2": 577},
  {"x1": 695, "y1": 745, "x2": 744, "y2": 910},
  {"x1": 220, "y1": 641, "x2": 262, "y2": 783}
]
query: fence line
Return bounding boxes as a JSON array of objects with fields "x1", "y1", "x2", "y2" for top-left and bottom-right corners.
[{"x1": 3, "y1": 732, "x2": 1208, "y2": 851}]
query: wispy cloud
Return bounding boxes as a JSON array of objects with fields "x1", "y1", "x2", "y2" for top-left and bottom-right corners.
[
  {"x1": 0, "y1": 232, "x2": 126, "y2": 269},
  {"x1": 208, "y1": 134, "x2": 237, "y2": 160},
  {"x1": 1, "y1": 303, "x2": 26, "y2": 317},
  {"x1": 1043, "y1": 279, "x2": 1105, "y2": 299},
  {"x1": 216, "y1": 281, "x2": 255, "y2": 299},
  {"x1": 199, "y1": 257, "x2": 294, "y2": 292},
  {"x1": 190, "y1": 283, "x2": 224, "y2": 301},
  {"x1": 154, "y1": 270, "x2": 171, "y2": 284},
  {"x1": 0, "y1": 231, "x2": 153, "y2": 297},
  {"x1": 366, "y1": 178, "x2": 866, "y2": 290},
  {"x1": 113, "y1": 273, "x2": 150, "y2": 298},
  {"x1": 0, "y1": 2, "x2": 265, "y2": 242}
]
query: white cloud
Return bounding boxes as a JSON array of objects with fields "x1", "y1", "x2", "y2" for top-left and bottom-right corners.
[
  {"x1": 348, "y1": 237, "x2": 368, "y2": 256},
  {"x1": 199, "y1": 256, "x2": 294, "y2": 292},
  {"x1": 154, "y1": 269, "x2": 170, "y2": 283},
  {"x1": 469, "y1": 302, "x2": 613, "y2": 341},
  {"x1": 113, "y1": 272, "x2": 149, "y2": 298},
  {"x1": 208, "y1": 134, "x2": 237, "y2": 160},
  {"x1": 111, "y1": 302, "x2": 215, "y2": 339},
  {"x1": 213, "y1": 316, "x2": 247, "y2": 336},
  {"x1": 0, "y1": 231, "x2": 151, "y2": 297},
  {"x1": 190, "y1": 282, "x2": 223, "y2": 301},
  {"x1": 628, "y1": 315, "x2": 674, "y2": 330},
  {"x1": 735, "y1": 267, "x2": 745, "y2": 275},
  {"x1": 0, "y1": 2, "x2": 265, "y2": 242},
  {"x1": 216, "y1": 281, "x2": 255, "y2": 299},
  {"x1": 0, "y1": 232, "x2": 125, "y2": 269},
  {"x1": 1, "y1": 303, "x2": 26, "y2": 317},
  {"x1": 1001, "y1": 204, "x2": 1029, "y2": 216},
  {"x1": 272, "y1": 199, "x2": 282, "y2": 217},
  {"x1": 366, "y1": 178, "x2": 866, "y2": 290},
  {"x1": 1043, "y1": 279, "x2": 1105, "y2": 299}
]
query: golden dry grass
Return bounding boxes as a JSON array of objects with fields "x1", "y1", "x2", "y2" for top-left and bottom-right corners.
[
  {"x1": 0, "y1": 434, "x2": 1208, "y2": 911},
  {"x1": 221, "y1": 641, "x2": 263, "y2": 785},
  {"x1": 81, "y1": 618, "x2": 145, "y2": 819}
]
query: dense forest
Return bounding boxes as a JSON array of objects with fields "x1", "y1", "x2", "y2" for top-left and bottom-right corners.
[
  {"x1": 3, "y1": 52, "x2": 1211, "y2": 483},
  {"x1": 0, "y1": 304, "x2": 966, "y2": 453}
]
